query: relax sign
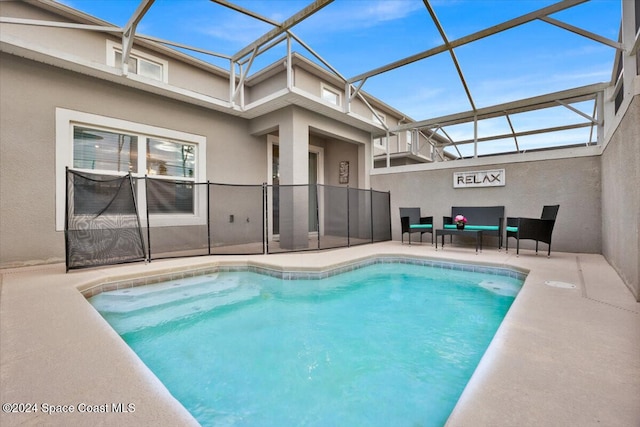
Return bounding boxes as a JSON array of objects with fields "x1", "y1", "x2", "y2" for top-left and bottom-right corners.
[{"x1": 453, "y1": 169, "x2": 505, "y2": 188}]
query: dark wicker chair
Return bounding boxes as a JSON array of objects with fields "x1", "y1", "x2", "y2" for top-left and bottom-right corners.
[
  {"x1": 400, "y1": 207, "x2": 433, "y2": 245},
  {"x1": 506, "y1": 205, "x2": 560, "y2": 257}
]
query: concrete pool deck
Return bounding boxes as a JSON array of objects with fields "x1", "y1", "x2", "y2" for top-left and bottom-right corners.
[{"x1": 1, "y1": 242, "x2": 638, "y2": 426}]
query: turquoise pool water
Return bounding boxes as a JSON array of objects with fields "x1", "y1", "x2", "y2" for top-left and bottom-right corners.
[{"x1": 90, "y1": 262, "x2": 523, "y2": 427}]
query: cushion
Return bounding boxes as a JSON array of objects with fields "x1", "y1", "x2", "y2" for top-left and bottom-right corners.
[
  {"x1": 506, "y1": 226, "x2": 519, "y2": 233},
  {"x1": 409, "y1": 224, "x2": 432, "y2": 229},
  {"x1": 444, "y1": 224, "x2": 499, "y2": 231}
]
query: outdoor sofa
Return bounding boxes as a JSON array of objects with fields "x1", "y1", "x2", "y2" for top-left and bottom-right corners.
[{"x1": 443, "y1": 206, "x2": 505, "y2": 249}]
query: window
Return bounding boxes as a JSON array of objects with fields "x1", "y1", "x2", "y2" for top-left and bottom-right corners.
[
  {"x1": 73, "y1": 127, "x2": 138, "y2": 173},
  {"x1": 107, "y1": 40, "x2": 168, "y2": 83},
  {"x1": 406, "y1": 130, "x2": 413, "y2": 152},
  {"x1": 321, "y1": 84, "x2": 341, "y2": 106},
  {"x1": 56, "y1": 109, "x2": 206, "y2": 230}
]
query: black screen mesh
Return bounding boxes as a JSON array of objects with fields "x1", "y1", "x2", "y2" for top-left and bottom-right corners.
[
  {"x1": 65, "y1": 170, "x2": 145, "y2": 270},
  {"x1": 145, "y1": 179, "x2": 209, "y2": 259},
  {"x1": 209, "y1": 183, "x2": 264, "y2": 255},
  {"x1": 65, "y1": 170, "x2": 391, "y2": 269}
]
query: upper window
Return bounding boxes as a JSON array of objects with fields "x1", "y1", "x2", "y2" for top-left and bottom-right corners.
[
  {"x1": 321, "y1": 84, "x2": 341, "y2": 106},
  {"x1": 56, "y1": 109, "x2": 206, "y2": 230},
  {"x1": 107, "y1": 40, "x2": 168, "y2": 83}
]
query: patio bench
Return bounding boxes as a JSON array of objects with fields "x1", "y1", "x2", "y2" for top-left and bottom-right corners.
[{"x1": 443, "y1": 206, "x2": 505, "y2": 249}]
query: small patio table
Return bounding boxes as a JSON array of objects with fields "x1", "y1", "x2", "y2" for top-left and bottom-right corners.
[{"x1": 435, "y1": 229, "x2": 483, "y2": 254}]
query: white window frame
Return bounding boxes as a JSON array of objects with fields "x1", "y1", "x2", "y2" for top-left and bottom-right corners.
[
  {"x1": 55, "y1": 108, "x2": 206, "y2": 231},
  {"x1": 106, "y1": 40, "x2": 169, "y2": 83},
  {"x1": 321, "y1": 83, "x2": 341, "y2": 106}
]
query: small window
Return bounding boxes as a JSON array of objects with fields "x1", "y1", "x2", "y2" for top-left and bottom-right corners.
[
  {"x1": 321, "y1": 84, "x2": 341, "y2": 106},
  {"x1": 108, "y1": 41, "x2": 167, "y2": 83},
  {"x1": 114, "y1": 52, "x2": 163, "y2": 81}
]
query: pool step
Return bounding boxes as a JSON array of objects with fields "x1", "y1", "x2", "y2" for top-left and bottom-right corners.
[{"x1": 89, "y1": 274, "x2": 262, "y2": 334}]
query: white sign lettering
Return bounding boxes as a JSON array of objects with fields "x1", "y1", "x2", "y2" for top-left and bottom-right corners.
[{"x1": 453, "y1": 169, "x2": 505, "y2": 188}]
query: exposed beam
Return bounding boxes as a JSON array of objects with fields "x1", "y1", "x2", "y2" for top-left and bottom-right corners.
[
  {"x1": 136, "y1": 34, "x2": 231, "y2": 59},
  {"x1": 122, "y1": 0, "x2": 155, "y2": 74},
  {"x1": 539, "y1": 16, "x2": 624, "y2": 51},
  {"x1": 210, "y1": 0, "x2": 281, "y2": 27},
  {"x1": 0, "y1": 17, "x2": 120, "y2": 32},
  {"x1": 555, "y1": 99, "x2": 598, "y2": 124},
  {"x1": 504, "y1": 113, "x2": 520, "y2": 152},
  {"x1": 232, "y1": 0, "x2": 333, "y2": 62},
  {"x1": 423, "y1": 0, "x2": 476, "y2": 112},
  {"x1": 393, "y1": 83, "x2": 608, "y2": 132},
  {"x1": 450, "y1": 122, "x2": 592, "y2": 145},
  {"x1": 288, "y1": 31, "x2": 347, "y2": 82},
  {"x1": 348, "y1": 0, "x2": 587, "y2": 83}
]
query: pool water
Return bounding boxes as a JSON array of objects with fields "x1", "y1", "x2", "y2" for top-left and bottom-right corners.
[{"x1": 90, "y1": 262, "x2": 523, "y2": 427}]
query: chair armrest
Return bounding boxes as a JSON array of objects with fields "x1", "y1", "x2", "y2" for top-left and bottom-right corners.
[
  {"x1": 514, "y1": 218, "x2": 556, "y2": 243},
  {"x1": 419, "y1": 216, "x2": 433, "y2": 225}
]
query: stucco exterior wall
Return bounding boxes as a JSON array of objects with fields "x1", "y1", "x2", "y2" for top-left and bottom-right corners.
[
  {"x1": 0, "y1": 2, "x2": 109, "y2": 64},
  {"x1": 601, "y1": 95, "x2": 640, "y2": 300},
  {"x1": 0, "y1": 1, "x2": 229, "y2": 100},
  {"x1": 0, "y1": 53, "x2": 265, "y2": 266},
  {"x1": 371, "y1": 154, "x2": 602, "y2": 253}
]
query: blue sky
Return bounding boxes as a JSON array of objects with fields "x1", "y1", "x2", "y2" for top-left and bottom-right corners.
[{"x1": 60, "y1": 0, "x2": 621, "y2": 155}]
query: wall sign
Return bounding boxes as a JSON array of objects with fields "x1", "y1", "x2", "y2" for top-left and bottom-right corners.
[
  {"x1": 339, "y1": 161, "x2": 349, "y2": 184},
  {"x1": 453, "y1": 169, "x2": 505, "y2": 188}
]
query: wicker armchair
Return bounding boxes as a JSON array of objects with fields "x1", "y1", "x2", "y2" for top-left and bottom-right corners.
[
  {"x1": 400, "y1": 207, "x2": 433, "y2": 245},
  {"x1": 506, "y1": 205, "x2": 560, "y2": 257}
]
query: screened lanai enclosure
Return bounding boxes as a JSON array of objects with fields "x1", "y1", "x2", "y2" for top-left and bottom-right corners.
[
  {"x1": 3, "y1": 0, "x2": 622, "y2": 160},
  {"x1": 65, "y1": 169, "x2": 391, "y2": 270},
  {"x1": 12, "y1": 0, "x2": 623, "y2": 270}
]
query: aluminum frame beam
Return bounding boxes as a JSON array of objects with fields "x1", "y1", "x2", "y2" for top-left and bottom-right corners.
[
  {"x1": 393, "y1": 83, "x2": 608, "y2": 132},
  {"x1": 348, "y1": 0, "x2": 587, "y2": 84},
  {"x1": 121, "y1": 0, "x2": 155, "y2": 74},
  {"x1": 449, "y1": 122, "x2": 593, "y2": 146},
  {"x1": 0, "y1": 17, "x2": 120, "y2": 32},
  {"x1": 231, "y1": 0, "x2": 333, "y2": 62},
  {"x1": 210, "y1": 0, "x2": 280, "y2": 27},
  {"x1": 423, "y1": 0, "x2": 476, "y2": 112},
  {"x1": 539, "y1": 16, "x2": 624, "y2": 51}
]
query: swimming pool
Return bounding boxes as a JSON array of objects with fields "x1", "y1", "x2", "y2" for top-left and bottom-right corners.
[{"x1": 89, "y1": 259, "x2": 524, "y2": 426}]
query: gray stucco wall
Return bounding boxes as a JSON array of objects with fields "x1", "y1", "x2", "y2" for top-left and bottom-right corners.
[
  {"x1": 601, "y1": 95, "x2": 640, "y2": 301},
  {"x1": 0, "y1": 53, "x2": 265, "y2": 266},
  {"x1": 371, "y1": 154, "x2": 602, "y2": 254}
]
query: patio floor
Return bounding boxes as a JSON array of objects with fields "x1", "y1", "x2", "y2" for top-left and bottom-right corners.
[{"x1": 1, "y1": 242, "x2": 638, "y2": 426}]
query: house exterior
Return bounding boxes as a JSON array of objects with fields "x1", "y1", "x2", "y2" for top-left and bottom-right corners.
[{"x1": 0, "y1": 0, "x2": 416, "y2": 265}]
